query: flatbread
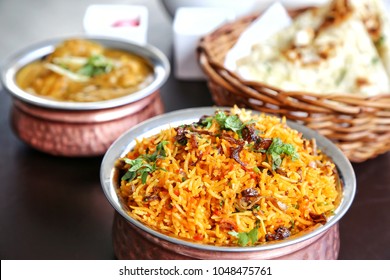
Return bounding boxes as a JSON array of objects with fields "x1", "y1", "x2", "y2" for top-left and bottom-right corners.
[
  {"x1": 350, "y1": 0, "x2": 390, "y2": 77},
  {"x1": 235, "y1": 0, "x2": 390, "y2": 96}
]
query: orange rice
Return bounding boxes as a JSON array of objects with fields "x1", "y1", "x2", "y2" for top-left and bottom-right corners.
[{"x1": 117, "y1": 107, "x2": 340, "y2": 246}]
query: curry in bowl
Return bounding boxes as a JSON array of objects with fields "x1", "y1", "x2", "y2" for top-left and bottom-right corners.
[
  {"x1": 114, "y1": 107, "x2": 342, "y2": 246},
  {"x1": 16, "y1": 39, "x2": 154, "y2": 102}
]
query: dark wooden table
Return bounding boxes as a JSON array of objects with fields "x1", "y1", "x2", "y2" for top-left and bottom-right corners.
[{"x1": 1, "y1": 71, "x2": 389, "y2": 259}]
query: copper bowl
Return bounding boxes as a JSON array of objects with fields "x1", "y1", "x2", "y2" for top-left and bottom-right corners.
[
  {"x1": 100, "y1": 107, "x2": 356, "y2": 260},
  {"x1": 0, "y1": 36, "x2": 170, "y2": 156}
]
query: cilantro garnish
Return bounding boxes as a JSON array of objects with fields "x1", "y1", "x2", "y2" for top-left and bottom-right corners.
[
  {"x1": 122, "y1": 158, "x2": 157, "y2": 184},
  {"x1": 229, "y1": 227, "x2": 259, "y2": 246},
  {"x1": 200, "y1": 110, "x2": 247, "y2": 135},
  {"x1": 225, "y1": 115, "x2": 245, "y2": 133},
  {"x1": 142, "y1": 140, "x2": 168, "y2": 161},
  {"x1": 215, "y1": 111, "x2": 245, "y2": 133},
  {"x1": 214, "y1": 111, "x2": 228, "y2": 126},
  {"x1": 78, "y1": 54, "x2": 113, "y2": 77},
  {"x1": 200, "y1": 116, "x2": 214, "y2": 129},
  {"x1": 121, "y1": 141, "x2": 168, "y2": 184},
  {"x1": 266, "y1": 138, "x2": 299, "y2": 170}
]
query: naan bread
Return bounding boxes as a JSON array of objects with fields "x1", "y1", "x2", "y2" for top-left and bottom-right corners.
[
  {"x1": 235, "y1": 0, "x2": 390, "y2": 96},
  {"x1": 350, "y1": 0, "x2": 390, "y2": 77}
]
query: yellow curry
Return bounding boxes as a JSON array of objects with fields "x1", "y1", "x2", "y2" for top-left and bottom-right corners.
[{"x1": 16, "y1": 39, "x2": 154, "y2": 102}]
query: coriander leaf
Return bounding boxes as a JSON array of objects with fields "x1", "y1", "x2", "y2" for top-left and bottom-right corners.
[
  {"x1": 228, "y1": 231, "x2": 249, "y2": 246},
  {"x1": 247, "y1": 227, "x2": 259, "y2": 245},
  {"x1": 214, "y1": 111, "x2": 246, "y2": 137},
  {"x1": 200, "y1": 116, "x2": 214, "y2": 128},
  {"x1": 126, "y1": 158, "x2": 143, "y2": 172},
  {"x1": 198, "y1": 110, "x2": 248, "y2": 138},
  {"x1": 215, "y1": 111, "x2": 228, "y2": 126},
  {"x1": 267, "y1": 138, "x2": 299, "y2": 170},
  {"x1": 228, "y1": 227, "x2": 259, "y2": 246},
  {"x1": 156, "y1": 140, "x2": 168, "y2": 157},
  {"x1": 121, "y1": 170, "x2": 136, "y2": 181},
  {"x1": 237, "y1": 232, "x2": 249, "y2": 246},
  {"x1": 78, "y1": 64, "x2": 94, "y2": 77},
  {"x1": 123, "y1": 158, "x2": 133, "y2": 165},
  {"x1": 271, "y1": 155, "x2": 282, "y2": 170},
  {"x1": 141, "y1": 164, "x2": 153, "y2": 173},
  {"x1": 268, "y1": 138, "x2": 283, "y2": 154},
  {"x1": 78, "y1": 54, "x2": 113, "y2": 77},
  {"x1": 228, "y1": 231, "x2": 239, "y2": 238},
  {"x1": 141, "y1": 171, "x2": 149, "y2": 184},
  {"x1": 121, "y1": 141, "x2": 168, "y2": 183},
  {"x1": 225, "y1": 115, "x2": 244, "y2": 133},
  {"x1": 142, "y1": 154, "x2": 155, "y2": 162},
  {"x1": 282, "y1": 143, "x2": 299, "y2": 160},
  {"x1": 143, "y1": 141, "x2": 168, "y2": 161}
]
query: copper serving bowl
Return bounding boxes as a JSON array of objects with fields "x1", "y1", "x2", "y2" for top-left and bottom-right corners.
[
  {"x1": 100, "y1": 107, "x2": 356, "y2": 260},
  {"x1": 0, "y1": 36, "x2": 170, "y2": 156}
]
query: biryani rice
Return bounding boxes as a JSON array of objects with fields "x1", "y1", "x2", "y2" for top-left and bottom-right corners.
[{"x1": 117, "y1": 107, "x2": 340, "y2": 246}]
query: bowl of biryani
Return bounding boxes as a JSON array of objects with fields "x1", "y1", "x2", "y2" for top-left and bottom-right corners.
[
  {"x1": 0, "y1": 36, "x2": 169, "y2": 156},
  {"x1": 101, "y1": 106, "x2": 356, "y2": 259}
]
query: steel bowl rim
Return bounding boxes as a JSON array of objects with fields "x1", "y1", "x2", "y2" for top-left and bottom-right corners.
[
  {"x1": 0, "y1": 34, "x2": 170, "y2": 111},
  {"x1": 100, "y1": 106, "x2": 356, "y2": 252}
]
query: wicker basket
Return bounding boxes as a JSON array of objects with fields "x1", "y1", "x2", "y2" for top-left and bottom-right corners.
[{"x1": 198, "y1": 10, "x2": 390, "y2": 163}]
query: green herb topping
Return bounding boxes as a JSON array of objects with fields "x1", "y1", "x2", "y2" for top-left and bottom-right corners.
[
  {"x1": 77, "y1": 54, "x2": 113, "y2": 77},
  {"x1": 122, "y1": 141, "x2": 168, "y2": 184},
  {"x1": 200, "y1": 110, "x2": 253, "y2": 137},
  {"x1": 266, "y1": 138, "x2": 299, "y2": 170},
  {"x1": 229, "y1": 226, "x2": 259, "y2": 246}
]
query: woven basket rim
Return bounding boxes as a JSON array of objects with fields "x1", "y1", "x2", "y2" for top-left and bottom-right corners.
[{"x1": 198, "y1": 8, "x2": 390, "y2": 104}]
